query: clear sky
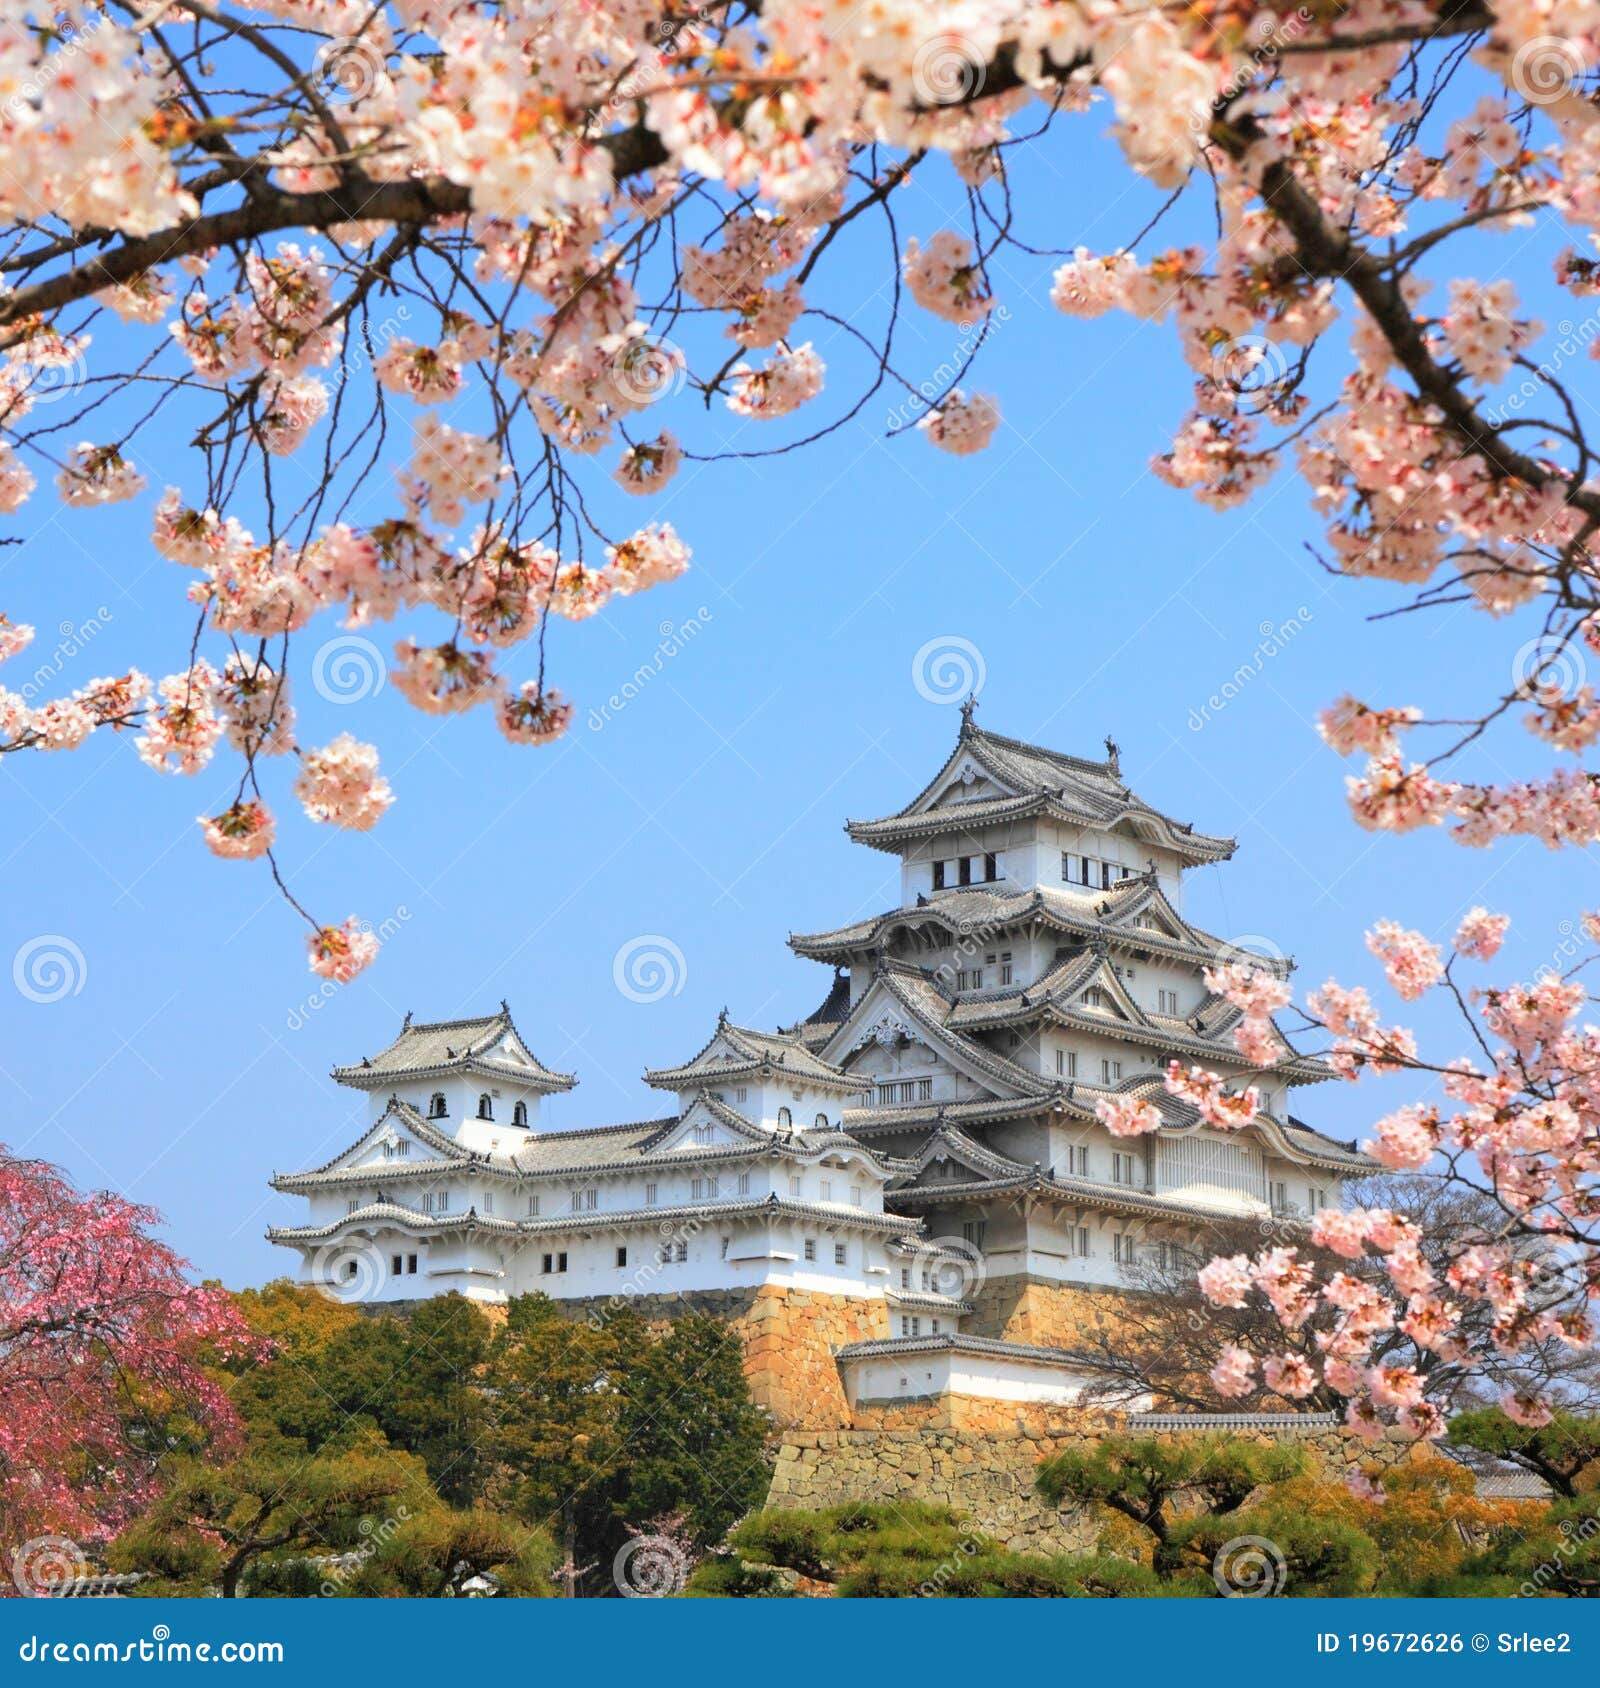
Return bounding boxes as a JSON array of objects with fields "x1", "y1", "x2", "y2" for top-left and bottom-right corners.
[{"x1": 4, "y1": 117, "x2": 1595, "y2": 1289}]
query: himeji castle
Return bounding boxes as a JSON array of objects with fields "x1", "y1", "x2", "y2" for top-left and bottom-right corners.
[{"x1": 269, "y1": 707, "x2": 1374, "y2": 1424}]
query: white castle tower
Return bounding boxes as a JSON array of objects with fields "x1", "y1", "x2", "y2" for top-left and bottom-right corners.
[{"x1": 269, "y1": 712, "x2": 1372, "y2": 1420}]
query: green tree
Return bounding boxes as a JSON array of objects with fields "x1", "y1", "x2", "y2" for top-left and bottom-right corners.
[
  {"x1": 1447, "y1": 1408, "x2": 1600, "y2": 1500},
  {"x1": 687, "y1": 1502, "x2": 1165, "y2": 1598},
  {"x1": 110, "y1": 1435, "x2": 424, "y2": 1597},
  {"x1": 345, "y1": 1507, "x2": 559, "y2": 1598}
]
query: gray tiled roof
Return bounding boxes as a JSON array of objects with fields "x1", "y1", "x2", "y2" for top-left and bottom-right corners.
[
  {"x1": 643, "y1": 1013, "x2": 870, "y2": 1093},
  {"x1": 268, "y1": 1193, "x2": 923, "y2": 1245},
  {"x1": 844, "y1": 722, "x2": 1235, "y2": 864},
  {"x1": 835, "y1": 1332, "x2": 1101, "y2": 1369},
  {"x1": 332, "y1": 1006, "x2": 575, "y2": 1093}
]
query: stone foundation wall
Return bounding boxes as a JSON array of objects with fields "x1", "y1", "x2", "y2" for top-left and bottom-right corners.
[
  {"x1": 964, "y1": 1273, "x2": 1143, "y2": 1350},
  {"x1": 766, "y1": 1419, "x2": 1433, "y2": 1554}
]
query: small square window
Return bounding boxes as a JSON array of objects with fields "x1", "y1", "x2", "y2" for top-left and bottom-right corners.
[
  {"x1": 391, "y1": 1254, "x2": 402, "y2": 1275},
  {"x1": 833, "y1": 1242, "x2": 847, "y2": 1266}
]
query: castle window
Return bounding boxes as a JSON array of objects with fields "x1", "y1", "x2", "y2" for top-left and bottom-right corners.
[
  {"x1": 815, "y1": 1112, "x2": 828, "y2": 1129},
  {"x1": 850, "y1": 1185, "x2": 863, "y2": 1207},
  {"x1": 776, "y1": 1107, "x2": 791, "y2": 1128},
  {"x1": 789, "y1": 1175, "x2": 802, "y2": 1197},
  {"x1": 392, "y1": 1254, "x2": 403, "y2": 1275},
  {"x1": 1101, "y1": 1058, "x2": 1122, "y2": 1084},
  {"x1": 900, "y1": 1268, "x2": 911, "y2": 1289},
  {"x1": 528, "y1": 1193, "x2": 540, "y2": 1216},
  {"x1": 819, "y1": 1179, "x2": 832, "y2": 1202},
  {"x1": 438, "y1": 1189, "x2": 450, "y2": 1212},
  {"x1": 1056, "y1": 1049, "x2": 1077, "y2": 1078},
  {"x1": 962, "y1": 1220, "x2": 987, "y2": 1250},
  {"x1": 1066, "y1": 1145, "x2": 1091, "y2": 1177},
  {"x1": 1271, "y1": 1180, "x2": 1289, "y2": 1214},
  {"x1": 483, "y1": 1192, "x2": 495, "y2": 1215},
  {"x1": 1112, "y1": 1152, "x2": 1138, "y2": 1187},
  {"x1": 513, "y1": 1101, "x2": 528, "y2": 1127},
  {"x1": 803, "y1": 1238, "x2": 816, "y2": 1262},
  {"x1": 344, "y1": 1260, "x2": 358, "y2": 1281},
  {"x1": 833, "y1": 1242, "x2": 847, "y2": 1266},
  {"x1": 737, "y1": 1087, "x2": 748, "y2": 1103},
  {"x1": 1063, "y1": 853, "x2": 1089, "y2": 886},
  {"x1": 1114, "y1": 1233, "x2": 1137, "y2": 1265},
  {"x1": 738, "y1": 1172, "x2": 751, "y2": 1196},
  {"x1": 999, "y1": 952, "x2": 1013, "y2": 985},
  {"x1": 541, "y1": 1252, "x2": 568, "y2": 1274},
  {"x1": 958, "y1": 856, "x2": 973, "y2": 887},
  {"x1": 429, "y1": 1093, "x2": 447, "y2": 1118},
  {"x1": 931, "y1": 1319, "x2": 942, "y2": 1334},
  {"x1": 956, "y1": 969, "x2": 969, "y2": 990},
  {"x1": 1158, "y1": 989, "x2": 1178, "y2": 1015},
  {"x1": 645, "y1": 1182, "x2": 658, "y2": 1206},
  {"x1": 616, "y1": 1246, "x2": 628, "y2": 1268},
  {"x1": 984, "y1": 853, "x2": 998, "y2": 882},
  {"x1": 572, "y1": 1186, "x2": 598, "y2": 1213},
  {"x1": 707, "y1": 1175, "x2": 720, "y2": 1199},
  {"x1": 691, "y1": 1177, "x2": 704, "y2": 1199},
  {"x1": 1308, "y1": 1185, "x2": 1327, "y2": 1213},
  {"x1": 477, "y1": 1094, "x2": 493, "y2": 1121},
  {"x1": 720, "y1": 1237, "x2": 730, "y2": 1259},
  {"x1": 1075, "y1": 1226, "x2": 1092, "y2": 1257},
  {"x1": 407, "y1": 1253, "x2": 417, "y2": 1274},
  {"x1": 347, "y1": 1198, "x2": 359, "y2": 1214},
  {"x1": 932, "y1": 859, "x2": 947, "y2": 891}
]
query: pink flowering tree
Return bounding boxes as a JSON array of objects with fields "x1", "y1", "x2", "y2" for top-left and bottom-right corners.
[
  {"x1": 1089, "y1": 910, "x2": 1600, "y2": 1477},
  {"x1": 0, "y1": 1149, "x2": 252, "y2": 1587},
  {"x1": 3, "y1": 0, "x2": 1600, "y2": 1448},
  {"x1": 4, "y1": 2, "x2": 1600, "y2": 974}
]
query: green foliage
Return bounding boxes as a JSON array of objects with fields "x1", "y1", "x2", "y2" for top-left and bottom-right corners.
[
  {"x1": 1447, "y1": 1408, "x2": 1600, "y2": 1499},
  {"x1": 687, "y1": 1502, "x2": 1168, "y2": 1599},
  {"x1": 1036, "y1": 1434, "x2": 1305, "y2": 1541},
  {"x1": 1456, "y1": 1490, "x2": 1600, "y2": 1598},
  {"x1": 1166, "y1": 1507, "x2": 1380, "y2": 1597},
  {"x1": 345, "y1": 1507, "x2": 560, "y2": 1598}
]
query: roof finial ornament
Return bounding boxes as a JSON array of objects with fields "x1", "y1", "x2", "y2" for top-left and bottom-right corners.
[
  {"x1": 960, "y1": 693, "x2": 978, "y2": 732},
  {"x1": 499, "y1": 998, "x2": 510, "y2": 1016},
  {"x1": 402, "y1": 1010, "x2": 412, "y2": 1029},
  {"x1": 1104, "y1": 733, "x2": 1121, "y2": 774}
]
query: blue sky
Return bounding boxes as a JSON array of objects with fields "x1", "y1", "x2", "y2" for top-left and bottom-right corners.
[{"x1": 3, "y1": 116, "x2": 1595, "y2": 1288}]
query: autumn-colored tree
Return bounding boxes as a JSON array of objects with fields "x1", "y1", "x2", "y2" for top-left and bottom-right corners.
[{"x1": 0, "y1": 1147, "x2": 252, "y2": 1574}]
